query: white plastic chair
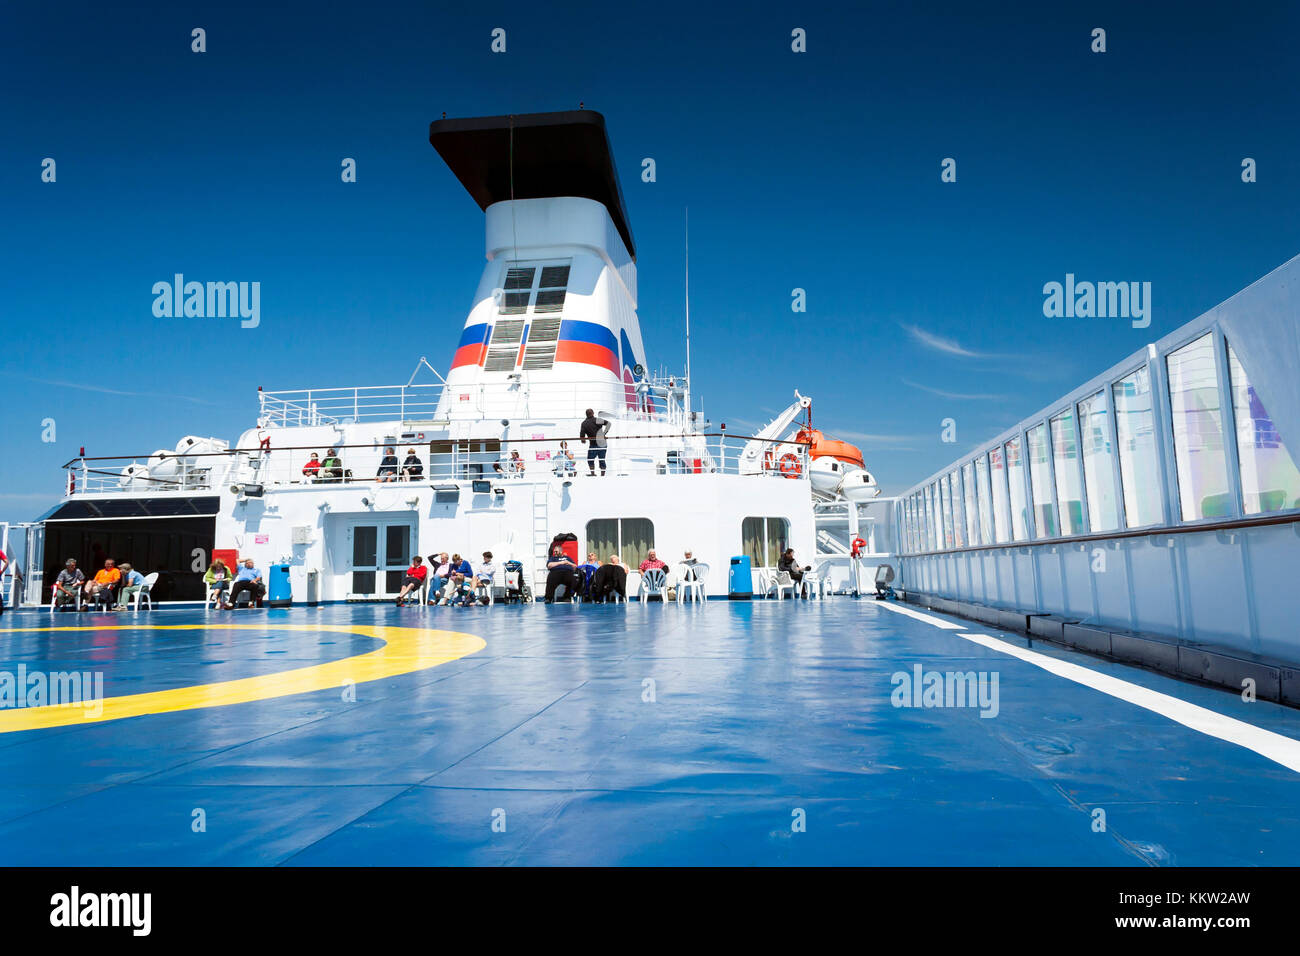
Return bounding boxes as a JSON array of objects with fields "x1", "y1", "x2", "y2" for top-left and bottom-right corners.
[
  {"x1": 639, "y1": 567, "x2": 667, "y2": 602},
  {"x1": 676, "y1": 562, "x2": 709, "y2": 603},
  {"x1": 206, "y1": 584, "x2": 228, "y2": 609},
  {"x1": 802, "y1": 562, "x2": 831, "y2": 600},
  {"x1": 130, "y1": 572, "x2": 159, "y2": 610},
  {"x1": 50, "y1": 584, "x2": 82, "y2": 613},
  {"x1": 771, "y1": 570, "x2": 797, "y2": 601}
]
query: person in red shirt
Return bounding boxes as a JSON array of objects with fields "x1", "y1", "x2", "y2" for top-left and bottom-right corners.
[
  {"x1": 394, "y1": 555, "x2": 428, "y2": 606},
  {"x1": 302, "y1": 452, "x2": 322, "y2": 480},
  {"x1": 638, "y1": 550, "x2": 667, "y2": 575}
]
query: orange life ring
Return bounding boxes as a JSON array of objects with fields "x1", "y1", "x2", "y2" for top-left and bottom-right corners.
[{"x1": 778, "y1": 453, "x2": 802, "y2": 478}]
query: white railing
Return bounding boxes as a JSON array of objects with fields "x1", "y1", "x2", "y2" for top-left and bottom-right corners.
[
  {"x1": 258, "y1": 377, "x2": 696, "y2": 428},
  {"x1": 61, "y1": 433, "x2": 811, "y2": 496}
]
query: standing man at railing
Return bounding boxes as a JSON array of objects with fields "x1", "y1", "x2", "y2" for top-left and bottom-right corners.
[
  {"x1": 580, "y1": 408, "x2": 611, "y2": 477},
  {"x1": 0, "y1": 544, "x2": 8, "y2": 617}
]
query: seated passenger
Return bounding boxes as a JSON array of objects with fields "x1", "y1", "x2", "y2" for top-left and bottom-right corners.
[
  {"x1": 229, "y1": 559, "x2": 266, "y2": 608},
  {"x1": 205, "y1": 559, "x2": 233, "y2": 605},
  {"x1": 638, "y1": 550, "x2": 668, "y2": 575},
  {"x1": 116, "y1": 563, "x2": 146, "y2": 609},
  {"x1": 509, "y1": 450, "x2": 525, "y2": 476},
  {"x1": 376, "y1": 446, "x2": 399, "y2": 483},
  {"x1": 401, "y1": 448, "x2": 423, "y2": 481},
  {"x1": 302, "y1": 453, "x2": 322, "y2": 480},
  {"x1": 474, "y1": 551, "x2": 497, "y2": 600},
  {"x1": 680, "y1": 549, "x2": 701, "y2": 582},
  {"x1": 778, "y1": 548, "x2": 809, "y2": 584},
  {"x1": 543, "y1": 543, "x2": 580, "y2": 603},
  {"x1": 590, "y1": 554, "x2": 628, "y2": 603},
  {"x1": 428, "y1": 552, "x2": 452, "y2": 603},
  {"x1": 322, "y1": 449, "x2": 344, "y2": 482},
  {"x1": 493, "y1": 461, "x2": 506, "y2": 477},
  {"x1": 53, "y1": 559, "x2": 84, "y2": 609},
  {"x1": 395, "y1": 555, "x2": 428, "y2": 605},
  {"x1": 86, "y1": 559, "x2": 121, "y2": 610},
  {"x1": 553, "y1": 441, "x2": 577, "y2": 477},
  {"x1": 577, "y1": 552, "x2": 601, "y2": 600}
]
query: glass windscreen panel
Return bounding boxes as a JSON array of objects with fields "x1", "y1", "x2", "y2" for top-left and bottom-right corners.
[
  {"x1": 1005, "y1": 437, "x2": 1028, "y2": 540},
  {"x1": 989, "y1": 445, "x2": 1011, "y2": 543},
  {"x1": 1228, "y1": 342, "x2": 1300, "y2": 514},
  {"x1": 1027, "y1": 423, "x2": 1057, "y2": 538},
  {"x1": 1050, "y1": 408, "x2": 1085, "y2": 535},
  {"x1": 1167, "y1": 333, "x2": 1231, "y2": 520},
  {"x1": 1113, "y1": 366, "x2": 1163, "y2": 527},
  {"x1": 975, "y1": 455, "x2": 994, "y2": 545},
  {"x1": 1077, "y1": 390, "x2": 1119, "y2": 531}
]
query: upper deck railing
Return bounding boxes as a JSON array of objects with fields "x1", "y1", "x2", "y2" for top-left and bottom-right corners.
[
  {"x1": 258, "y1": 376, "x2": 697, "y2": 428},
  {"x1": 59, "y1": 432, "x2": 810, "y2": 497}
]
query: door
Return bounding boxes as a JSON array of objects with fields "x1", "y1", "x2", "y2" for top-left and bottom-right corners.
[{"x1": 347, "y1": 521, "x2": 413, "y2": 597}]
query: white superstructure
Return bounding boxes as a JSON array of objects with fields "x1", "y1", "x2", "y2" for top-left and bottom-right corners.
[{"x1": 26, "y1": 110, "x2": 892, "y2": 606}]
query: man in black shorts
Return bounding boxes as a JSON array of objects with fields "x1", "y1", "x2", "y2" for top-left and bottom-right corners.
[{"x1": 579, "y1": 408, "x2": 610, "y2": 476}]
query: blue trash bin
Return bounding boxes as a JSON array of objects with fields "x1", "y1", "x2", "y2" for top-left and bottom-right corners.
[
  {"x1": 267, "y1": 564, "x2": 292, "y2": 607},
  {"x1": 728, "y1": 555, "x2": 753, "y2": 600}
]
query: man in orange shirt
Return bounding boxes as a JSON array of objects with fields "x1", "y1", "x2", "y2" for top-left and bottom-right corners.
[{"x1": 86, "y1": 558, "x2": 122, "y2": 611}]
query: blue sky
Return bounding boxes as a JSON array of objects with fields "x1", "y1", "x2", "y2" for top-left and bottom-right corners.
[{"x1": 2, "y1": 0, "x2": 1298, "y2": 523}]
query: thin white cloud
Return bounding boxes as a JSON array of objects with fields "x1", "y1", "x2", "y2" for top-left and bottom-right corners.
[
  {"x1": 19, "y1": 376, "x2": 224, "y2": 406},
  {"x1": 899, "y1": 323, "x2": 1014, "y2": 361},
  {"x1": 902, "y1": 379, "x2": 1007, "y2": 401}
]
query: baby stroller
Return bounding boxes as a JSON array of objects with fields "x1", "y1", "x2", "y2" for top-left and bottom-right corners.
[{"x1": 502, "y1": 559, "x2": 531, "y2": 604}]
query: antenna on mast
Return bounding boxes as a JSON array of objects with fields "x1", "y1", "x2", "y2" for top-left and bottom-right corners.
[{"x1": 684, "y1": 207, "x2": 691, "y2": 422}]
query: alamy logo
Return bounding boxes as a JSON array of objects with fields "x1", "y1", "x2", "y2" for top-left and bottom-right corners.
[
  {"x1": 1042, "y1": 273, "x2": 1151, "y2": 329},
  {"x1": 0, "y1": 666, "x2": 103, "y2": 718},
  {"x1": 891, "y1": 664, "x2": 1000, "y2": 718},
  {"x1": 152, "y1": 274, "x2": 260, "y2": 328},
  {"x1": 50, "y1": 886, "x2": 151, "y2": 936}
]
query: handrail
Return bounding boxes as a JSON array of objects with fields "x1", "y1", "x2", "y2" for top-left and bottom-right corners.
[
  {"x1": 60, "y1": 432, "x2": 809, "y2": 467},
  {"x1": 900, "y1": 510, "x2": 1300, "y2": 558}
]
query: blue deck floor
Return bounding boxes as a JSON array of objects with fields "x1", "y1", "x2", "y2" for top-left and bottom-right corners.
[{"x1": 1, "y1": 598, "x2": 1298, "y2": 865}]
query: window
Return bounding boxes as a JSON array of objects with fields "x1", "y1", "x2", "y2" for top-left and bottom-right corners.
[
  {"x1": 962, "y1": 462, "x2": 979, "y2": 546},
  {"x1": 1050, "y1": 409, "x2": 1085, "y2": 535},
  {"x1": 924, "y1": 485, "x2": 937, "y2": 550},
  {"x1": 1077, "y1": 391, "x2": 1119, "y2": 531},
  {"x1": 948, "y1": 470, "x2": 966, "y2": 547},
  {"x1": 940, "y1": 474, "x2": 955, "y2": 549},
  {"x1": 1113, "y1": 366, "x2": 1162, "y2": 527},
  {"x1": 975, "y1": 454, "x2": 994, "y2": 545},
  {"x1": 1026, "y1": 423, "x2": 1056, "y2": 538},
  {"x1": 1167, "y1": 333, "x2": 1231, "y2": 520},
  {"x1": 931, "y1": 482, "x2": 943, "y2": 550},
  {"x1": 741, "y1": 517, "x2": 790, "y2": 567},
  {"x1": 989, "y1": 445, "x2": 1011, "y2": 543},
  {"x1": 1005, "y1": 437, "x2": 1028, "y2": 540},
  {"x1": 904, "y1": 497, "x2": 916, "y2": 553},
  {"x1": 1228, "y1": 342, "x2": 1300, "y2": 514},
  {"x1": 587, "y1": 517, "x2": 656, "y2": 570}
]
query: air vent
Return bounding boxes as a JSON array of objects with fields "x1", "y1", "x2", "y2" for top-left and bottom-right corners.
[
  {"x1": 539, "y1": 265, "x2": 570, "y2": 288},
  {"x1": 528, "y1": 317, "x2": 562, "y2": 341},
  {"x1": 499, "y1": 292, "x2": 530, "y2": 315},
  {"x1": 522, "y1": 345, "x2": 558, "y2": 370},
  {"x1": 489, "y1": 319, "x2": 526, "y2": 345},
  {"x1": 484, "y1": 349, "x2": 519, "y2": 372},
  {"x1": 504, "y1": 267, "x2": 536, "y2": 290},
  {"x1": 534, "y1": 289, "x2": 566, "y2": 313}
]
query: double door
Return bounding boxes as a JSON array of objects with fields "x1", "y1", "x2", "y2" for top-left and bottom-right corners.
[{"x1": 348, "y1": 521, "x2": 413, "y2": 597}]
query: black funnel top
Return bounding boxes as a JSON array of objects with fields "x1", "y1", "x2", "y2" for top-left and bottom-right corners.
[{"x1": 430, "y1": 110, "x2": 636, "y2": 260}]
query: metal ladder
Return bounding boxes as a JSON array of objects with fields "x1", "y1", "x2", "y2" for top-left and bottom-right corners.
[{"x1": 531, "y1": 483, "x2": 550, "y2": 590}]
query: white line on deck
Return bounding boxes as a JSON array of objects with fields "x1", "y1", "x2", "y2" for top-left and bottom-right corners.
[{"x1": 877, "y1": 602, "x2": 1300, "y2": 774}]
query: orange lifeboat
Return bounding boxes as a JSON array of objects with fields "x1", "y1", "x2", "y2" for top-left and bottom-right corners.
[{"x1": 794, "y1": 428, "x2": 864, "y2": 468}]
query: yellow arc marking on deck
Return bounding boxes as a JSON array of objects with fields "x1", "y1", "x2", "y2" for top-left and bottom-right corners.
[{"x1": 0, "y1": 624, "x2": 485, "y2": 733}]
